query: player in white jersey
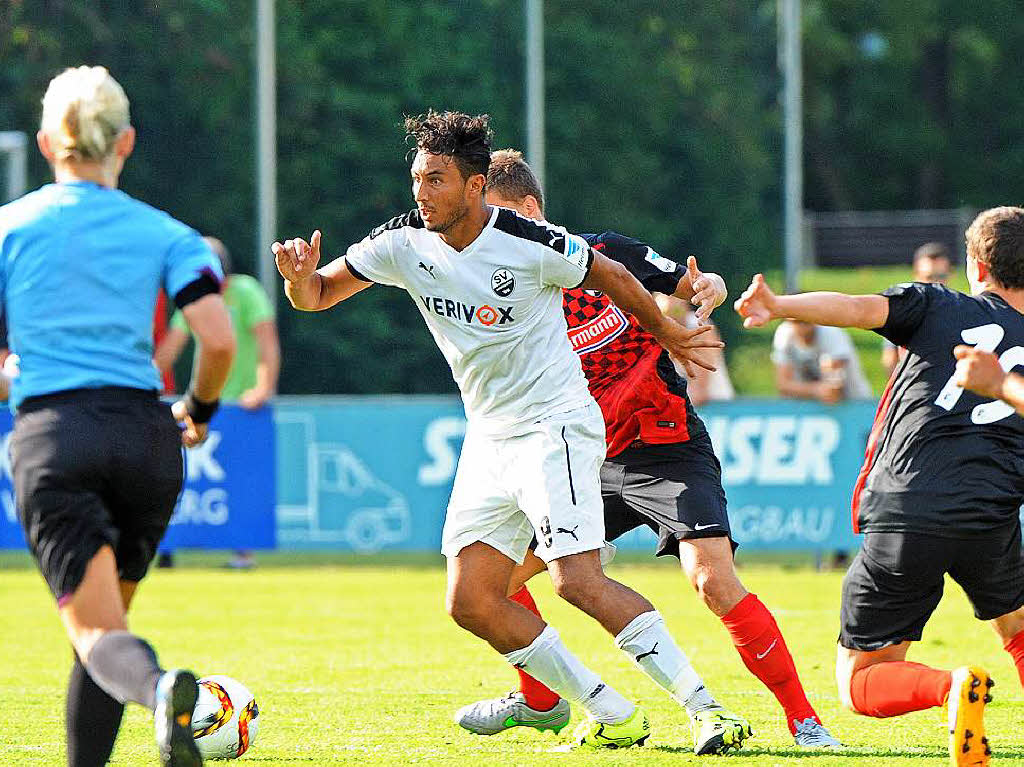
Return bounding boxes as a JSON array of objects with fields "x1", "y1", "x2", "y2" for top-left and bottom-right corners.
[{"x1": 273, "y1": 111, "x2": 730, "y2": 750}]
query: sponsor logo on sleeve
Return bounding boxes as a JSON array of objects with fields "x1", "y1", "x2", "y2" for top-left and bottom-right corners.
[
  {"x1": 564, "y1": 234, "x2": 590, "y2": 271},
  {"x1": 644, "y1": 247, "x2": 678, "y2": 273}
]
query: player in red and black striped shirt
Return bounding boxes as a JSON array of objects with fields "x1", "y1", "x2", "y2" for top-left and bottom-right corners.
[{"x1": 453, "y1": 150, "x2": 839, "y2": 751}]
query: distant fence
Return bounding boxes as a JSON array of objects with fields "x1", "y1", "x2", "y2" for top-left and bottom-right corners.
[
  {"x1": 0, "y1": 397, "x2": 882, "y2": 554},
  {"x1": 806, "y1": 209, "x2": 975, "y2": 267}
]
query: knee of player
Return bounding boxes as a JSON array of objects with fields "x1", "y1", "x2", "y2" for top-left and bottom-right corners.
[
  {"x1": 550, "y1": 571, "x2": 600, "y2": 608},
  {"x1": 445, "y1": 588, "x2": 491, "y2": 630}
]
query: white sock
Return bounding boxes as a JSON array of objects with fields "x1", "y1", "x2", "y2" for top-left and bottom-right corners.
[
  {"x1": 615, "y1": 610, "x2": 719, "y2": 716},
  {"x1": 504, "y1": 625, "x2": 635, "y2": 724}
]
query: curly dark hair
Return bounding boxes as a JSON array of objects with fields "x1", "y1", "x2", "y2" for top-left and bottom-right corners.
[
  {"x1": 404, "y1": 110, "x2": 493, "y2": 181},
  {"x1": 966, "y1": 206, "x2": 1024, "y2": 289}
]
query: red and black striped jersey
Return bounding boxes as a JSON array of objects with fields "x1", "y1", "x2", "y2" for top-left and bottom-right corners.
[{"x1": 563, "y1": 231, "x2": 706, "y2": 457}]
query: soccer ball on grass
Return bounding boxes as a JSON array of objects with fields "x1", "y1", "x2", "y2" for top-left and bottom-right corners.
[{"x1": 190, "y1": 675, "x2": 260, "y2": 760}]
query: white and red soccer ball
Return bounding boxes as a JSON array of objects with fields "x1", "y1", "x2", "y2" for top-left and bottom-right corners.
[{"x1": 190, "y1": 675, "x2": 260, "y2": 760}]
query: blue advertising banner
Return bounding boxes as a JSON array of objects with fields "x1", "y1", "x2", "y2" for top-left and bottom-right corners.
[
  {"x1": 272, "y1": 397, "x2": 879, "y2": 553},
  {"x1": 0, "y1": 405, "x2": 276, "y2": 550},
  {"x1": 7, "y1": 395, "x2": 967, "y2": 554}
]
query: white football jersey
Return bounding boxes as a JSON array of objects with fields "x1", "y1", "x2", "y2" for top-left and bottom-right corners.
[{"x1": 345, "y1": 205, "x2": 596, "y2": 435}]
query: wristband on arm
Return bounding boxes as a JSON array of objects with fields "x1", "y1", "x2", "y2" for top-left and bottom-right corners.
[{"x1": 183, "y1": 389, "x2": 220, "y2": 424}]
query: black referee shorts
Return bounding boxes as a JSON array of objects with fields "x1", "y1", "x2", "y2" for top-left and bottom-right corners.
[
  {"x1": 11, "y1": 387, "x2": 184, "y2": 603},
  {"x1": 840, "y1": 524, "x2": 1024, "y2": 652},
  {"x1": 602, "y1": 434, "x2": 734, "y2": 558}
]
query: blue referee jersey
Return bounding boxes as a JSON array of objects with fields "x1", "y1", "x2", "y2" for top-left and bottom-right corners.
[{"x1": 0, "y1": 181, "x2": 222, "y2": 409}]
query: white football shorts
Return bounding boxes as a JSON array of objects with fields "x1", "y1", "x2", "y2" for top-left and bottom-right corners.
[{"x1": 441, "y1": 402, "x2": 609, "y2": 564}]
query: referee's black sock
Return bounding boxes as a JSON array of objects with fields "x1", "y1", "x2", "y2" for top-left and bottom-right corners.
[
  {"x1": 85, "y1": 630, "x2": 164, "y2": 710},
  {"x1": 67, "y1": 652, "x2": 124, "y2": 767}
]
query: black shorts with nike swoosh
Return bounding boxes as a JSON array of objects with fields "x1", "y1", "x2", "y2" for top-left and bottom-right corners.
[{"x1": 602, "y1": 434, "x2": 734, "y2": 558}]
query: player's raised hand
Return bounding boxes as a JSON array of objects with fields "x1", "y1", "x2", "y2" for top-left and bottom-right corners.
[
  {"x1": 654, "y1": 320, "x2": 724, "y2": 375},
  {"x1": 734, "y1": 274, "x2": 778, "y2": 328},
  {"x1": 686, "y1": 255, "x2": 727, "y2": 324},
  {"x1": 272, "y1": 230, "x2": 322, "y2": 283},
  {"x1": 954, "y1": 345, "x2": 1006, "y2": 400}
]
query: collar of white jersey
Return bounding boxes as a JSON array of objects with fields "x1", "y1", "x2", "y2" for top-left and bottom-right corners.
[{"x1": 433, "y1": 204, "x2": 500, "y2": 257}]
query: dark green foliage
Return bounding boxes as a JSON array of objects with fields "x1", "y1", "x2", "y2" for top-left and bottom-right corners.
[{"x1": 3, "y1": 1, "x2": 1022, "y2": 393}]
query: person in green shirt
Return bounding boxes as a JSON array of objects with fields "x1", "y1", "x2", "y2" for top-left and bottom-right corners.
[
  {"x1": 155, "y1": 236, "x2": 280, "y2": 569},
  {"x1": 156, "y1": 237, "x2": 280, "y2": 407}
]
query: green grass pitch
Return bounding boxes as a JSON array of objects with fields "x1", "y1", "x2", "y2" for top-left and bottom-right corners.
[{"x1": 2, "y1": 553, "x2": 1024, "y2": 765}]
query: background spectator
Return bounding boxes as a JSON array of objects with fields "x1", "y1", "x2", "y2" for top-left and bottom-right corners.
[
  {"x1": 881, "y1": 242, "x2": 952, "y2": 377},
  {"x1": 772, "y1": 320, "x2": 872, "y2": 403},
  {"x1": 156, "y1": 237, "x2": 280, "y2": 410},
  {"x1": 155, "y1": 236, "x2": 280, "y2": 569}
]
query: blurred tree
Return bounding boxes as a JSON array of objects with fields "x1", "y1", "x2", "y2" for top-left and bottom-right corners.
[{"x1": 4, "y1": 1, "x2": 1023, "y2": 395}]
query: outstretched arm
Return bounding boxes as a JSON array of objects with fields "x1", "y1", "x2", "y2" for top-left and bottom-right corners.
[
  {"x1": 583, "y1": 251, "x2": 723, "y2": 373},
  {"x1": 734, "y1": 274, "x2": 889, "y2": 329},
  {"x1": 273, "y1": 230, "x2": 372, "y2": 311},
  {"x1": 954, "y1": 346, "x2": 1024, "y2": 416}
]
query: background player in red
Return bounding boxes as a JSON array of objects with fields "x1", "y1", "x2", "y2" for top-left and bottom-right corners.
[
  {"x1": 455, "y1": 149, "x2": 839, "y2": 751},
  {"x1": 735, "y1": 205, "x2": 1024, "y2": 767}
]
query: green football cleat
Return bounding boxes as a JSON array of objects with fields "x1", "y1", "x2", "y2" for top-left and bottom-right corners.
[
  {"x1": 454, "y1": 692, "x2": 571, "y2": 735},
  {"x1": 556, "y1": 706, "x2": 650, "y2": 751},
  {"x1": 692, "y1": 707, "x2": 753, "y2": 755}
]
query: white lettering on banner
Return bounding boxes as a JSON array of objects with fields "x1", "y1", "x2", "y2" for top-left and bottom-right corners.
[
  {"x1": 185, "y1": 431, "x2": 225, "y2": 481},
  {"x1": 170, "y1": 488, "x2": 229, "y2": 526},
  {"x1": 731, "y1": 505, "x2": 835, "y2": 543},
  {"x1": 2, "y1": 490, "x2": 14, "y2": 523},
  {"x1": 418, "y1": 417, "x2": 466, "y2": 485},
  {"x1": 707, "y1": 416, "x2": 840, "y2": 485}
]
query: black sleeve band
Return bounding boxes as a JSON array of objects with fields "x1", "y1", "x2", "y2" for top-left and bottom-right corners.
[
  {"x1": 345, "y1": 259, "x2": 373, "y2": 283},
  {"x1": 184, "y1": 389, "x2": 220, "y2": 424},
  {"x1": 173, "y1": 273, "x2": 222, "y2": 309}
]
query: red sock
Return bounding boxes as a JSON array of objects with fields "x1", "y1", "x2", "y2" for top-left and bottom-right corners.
[
  {"x1": 1002, "y1": 629, "x2": 1024, "y2": 689},
  {"x1": 721, "y1": 593, "x2": 817, "y2": 734},
  {"x1": 508, "y1": 586, "x2": 560, "y2": 710},
  {"x1": 849, "y1": 662, "x2": 951, "y2": 717}
]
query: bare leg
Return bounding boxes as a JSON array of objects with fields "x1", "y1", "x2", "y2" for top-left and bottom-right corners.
[{"x1": 547, "y1": 549, "x2": 652, "y2": 636}]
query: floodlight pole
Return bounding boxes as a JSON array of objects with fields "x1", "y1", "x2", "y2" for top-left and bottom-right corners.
[
  {"x1": 0, "y1": 131, "x2": 27, "y2": 202},
  {"x1": 256, "y1": 0, "x2": 277, "y2": 297},
  {"x1": 779, "y1": 0, "x2": 803, "y2": 293},
  {"x1": 525, "y1": 0, "x2": 545, "y2": 191}
]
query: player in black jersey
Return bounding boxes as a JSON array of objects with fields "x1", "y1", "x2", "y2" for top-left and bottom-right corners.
[{"x1": 735, "y1": 205, "x2": 1024, "y2": 767}]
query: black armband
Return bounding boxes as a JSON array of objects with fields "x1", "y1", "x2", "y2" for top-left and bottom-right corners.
[
  {"x1": 174, "y1": 271, "x2": 222, "y2": 309},
  {"x1": 184, "y1": 389, "x2": 220, "y2": 424}
]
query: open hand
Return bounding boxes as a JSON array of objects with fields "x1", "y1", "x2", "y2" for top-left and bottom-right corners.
[
  {"x1": 272, "y1": 230, "x2": 322, "y2": 283},
  {"x1": 734, "y1": 274, "x2": 778, "y2": 328},
  {"x1": 654, "y1": 320, "x2": 724, "y2": 377}
]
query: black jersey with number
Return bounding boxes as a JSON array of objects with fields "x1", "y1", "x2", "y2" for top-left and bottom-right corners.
[{"x1": 853, "y1": 283, "x2": 1024, "y2": 536}]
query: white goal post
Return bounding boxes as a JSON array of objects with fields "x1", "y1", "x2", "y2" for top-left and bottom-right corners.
[{"x1": 0, "y1": 131, "x2": 28, "y2": 204}]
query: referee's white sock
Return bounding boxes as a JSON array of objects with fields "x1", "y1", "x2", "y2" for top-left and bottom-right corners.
[
  {"x1": 504, "y1": 625, "x2": 635, "y2": 724},
  {"x1": 615, "y1": 610, "x2": 719, "y2": 717}
]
